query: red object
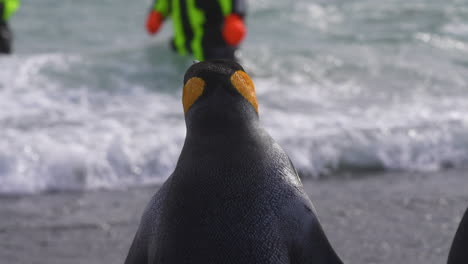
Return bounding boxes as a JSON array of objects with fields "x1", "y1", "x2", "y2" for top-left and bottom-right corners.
[
  {"x1": 222, "y1": 14, "x2": 246, "y2": 46},
  {"x1": 146, "y1": 11, "x2": 164, "y2": 35}
]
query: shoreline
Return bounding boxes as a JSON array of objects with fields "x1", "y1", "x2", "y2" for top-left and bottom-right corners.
[{"x1": 0, "y1": 169, "x2": 467, "y2": 264}]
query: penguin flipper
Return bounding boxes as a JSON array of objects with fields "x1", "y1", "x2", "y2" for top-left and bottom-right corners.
[
  {"x1": 124, "y1": 230, "x2": 149, "y2": 264},
  {"x1": 448, "y1": 207, "x2": 468, "y2": 264},
  {"x1": 298, "y1": 221, "x2": 344, "y2": 264},
  {"x1": 287, "y1": 200, "x2": 343, "y2": 264},
  {"x1": 124, "y1": 177, "x2": 174, "y2": 264}
]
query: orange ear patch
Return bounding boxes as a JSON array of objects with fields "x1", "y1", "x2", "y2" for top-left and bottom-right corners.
[
  {"x1": 230, "y1": 71, "x2": 258, "y2": 113},
  {"x1": 183, "y1": 77, "x2": 205, "y2": 114}
]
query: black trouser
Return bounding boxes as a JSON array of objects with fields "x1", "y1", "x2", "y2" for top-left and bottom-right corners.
[
  {"x1": 203, "y1": 46, "x2": 237, "y2": 61},
  {"x1": 0, "y1": 20, "x2": 12, "y2": 54},
  {"x1": 170, "y1": 39, "x2": 237, "y2": 61},
  {"x1": 0, "y1": 2, "x2": 12, "y2": 54}
]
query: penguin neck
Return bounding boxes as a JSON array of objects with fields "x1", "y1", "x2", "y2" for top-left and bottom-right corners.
[{"x1": 184, "y1": 108, "x2": 260, "y2": 144}]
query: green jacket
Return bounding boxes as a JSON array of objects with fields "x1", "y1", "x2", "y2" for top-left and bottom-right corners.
[
  {"x1": 0, "y1": 0, "x2": 20, "y2": 21},
  {"x1": 151, "y1": 0, "x2": 246, "y2": 61}
]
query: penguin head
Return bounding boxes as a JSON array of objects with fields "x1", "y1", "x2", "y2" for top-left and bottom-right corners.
[{"x1": 182, "y1": 60, "x2": 259, "y2": 130}]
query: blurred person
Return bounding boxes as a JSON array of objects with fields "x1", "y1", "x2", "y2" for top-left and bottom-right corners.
[
  {"x1": 0, "y1": 0, "x2": 19, "y2": 54},
  {"x1": 145, "y1": 0, "x2": 246, "y2": 61}
]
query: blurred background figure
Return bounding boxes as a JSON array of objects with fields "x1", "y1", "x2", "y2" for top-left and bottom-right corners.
[
  {"x1": 145, "y1": 0, "x2": 246, "y2": 61},
  {"x1": 0, "y1": 0, "x2": 19, "y2": 54}
]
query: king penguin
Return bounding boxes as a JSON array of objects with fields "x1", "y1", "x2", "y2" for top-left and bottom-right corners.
[
  {"x1": 125, "y1": 60, "x2": 343, "y2": 264},
  {"x1": 447, "y1": 207, "x2": 468, "y2": 264}
]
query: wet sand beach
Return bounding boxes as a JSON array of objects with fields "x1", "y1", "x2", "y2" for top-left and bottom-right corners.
[{"x1": 0, "y1": 170, "x2": 467, "y2": 264}]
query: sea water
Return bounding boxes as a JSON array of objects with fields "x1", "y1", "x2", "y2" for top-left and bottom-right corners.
[{"x1": 0, "y1": 0, "x2": 467, "y2": 194}]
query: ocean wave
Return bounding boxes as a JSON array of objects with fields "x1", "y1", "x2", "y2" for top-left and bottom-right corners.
[{"x1": 0, "y1": 100, "x2": 467, "y2": 195}]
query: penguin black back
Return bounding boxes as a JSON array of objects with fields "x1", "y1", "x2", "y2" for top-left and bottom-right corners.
[
  {"x1": 125, "y1": 60, "x2": 343, "y2": 264},
  {"x1": 448, "y1": 207, "x2": 468, "y2": 264}
]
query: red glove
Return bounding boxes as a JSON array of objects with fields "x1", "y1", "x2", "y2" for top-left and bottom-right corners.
[
  {"x1": 146, "y1": 11, "x2": 164, "y2": 35},
  {"x1": 222, "y1": 14, "x2": 246, "y2": 46}
]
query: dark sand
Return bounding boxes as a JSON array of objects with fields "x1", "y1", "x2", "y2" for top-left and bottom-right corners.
[{"x1": 1, "y1": 170, "x2": 467, "y2": 264}]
